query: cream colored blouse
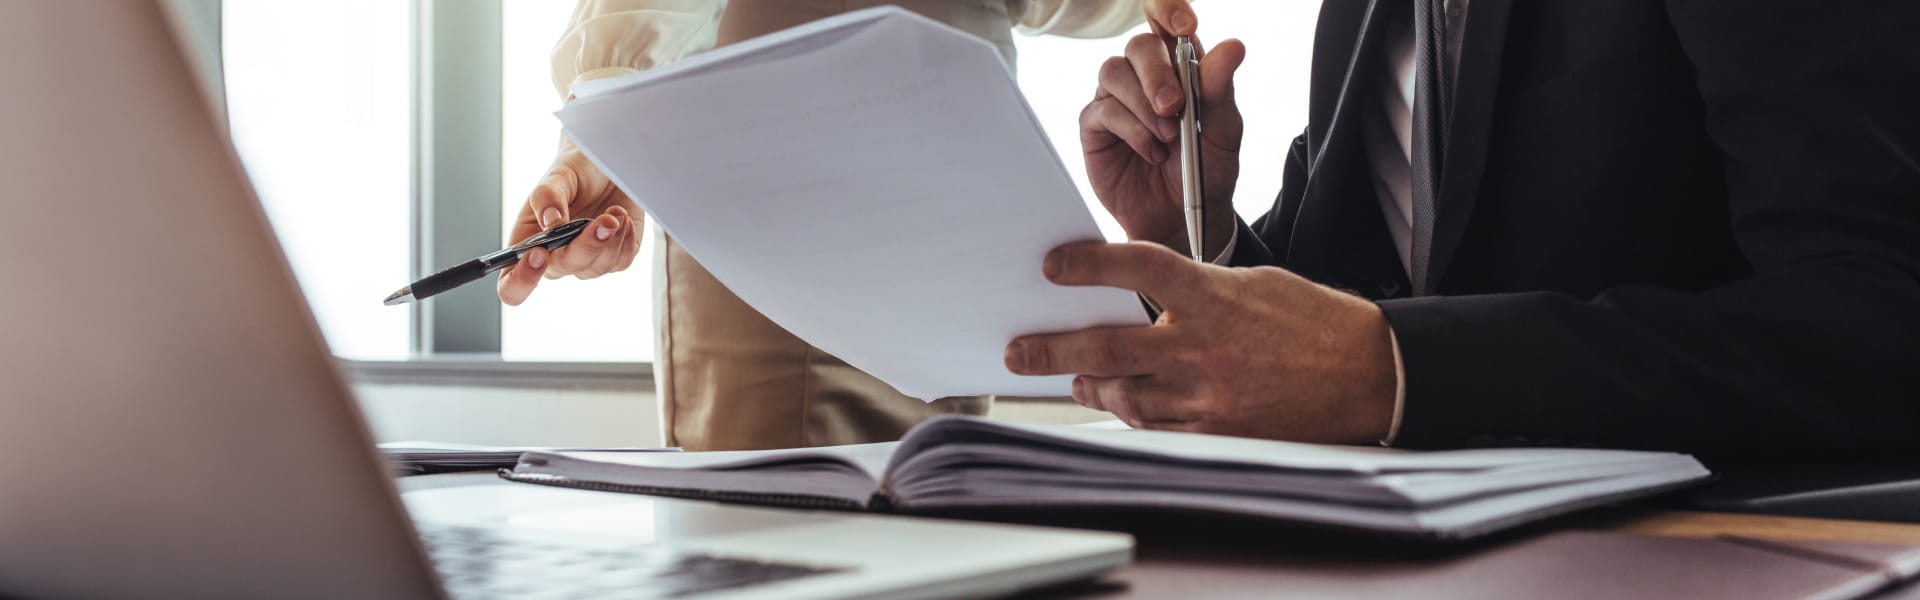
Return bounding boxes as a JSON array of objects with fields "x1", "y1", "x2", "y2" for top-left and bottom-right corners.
[{"x1": 550, "y1": 0, "x2": 1147, "y2": 99}]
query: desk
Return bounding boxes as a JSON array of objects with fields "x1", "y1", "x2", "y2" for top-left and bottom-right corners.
[
  {"x1": 1584, "y1": 509, "x2": 1920, "y2": 545},
  {"x1": 399, "y1": 473, "x2": 1920, "y2": 599},
  {"x1": 1031, "y1": 510, "x2": 1920, "y2": 599}
]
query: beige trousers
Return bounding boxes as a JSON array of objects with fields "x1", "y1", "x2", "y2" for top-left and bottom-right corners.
[{"x1": 654, "y1": 0, "x2": 1023, "y2": 451}]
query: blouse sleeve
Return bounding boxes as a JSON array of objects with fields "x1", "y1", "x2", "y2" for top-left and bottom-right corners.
[
  {"x1": 1015, "y1": 0, "x2": 1148, "y2": 39},
  {"x1": 550, "y1": 0, "x2": 729, "y2": 99}
]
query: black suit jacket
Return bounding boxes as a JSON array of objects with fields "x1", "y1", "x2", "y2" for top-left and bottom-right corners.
[{"x1": 1228, "y1": 0, "x2": 1920, "y2": 462}]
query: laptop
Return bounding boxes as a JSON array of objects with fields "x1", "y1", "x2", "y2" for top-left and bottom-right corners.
[{"x1": 0, "y1": 3, "x2": 1131, "y2": 599}]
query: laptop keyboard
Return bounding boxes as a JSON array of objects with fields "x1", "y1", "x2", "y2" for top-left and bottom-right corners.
[{"x1": 419, "y1": 523, "x2": 848, "y2": 599}]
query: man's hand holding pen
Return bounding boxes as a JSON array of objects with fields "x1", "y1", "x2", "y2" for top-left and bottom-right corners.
[
  {"x1": 1079, "y1": 0, "x2": 1241, "y2": 257},
  {"x1": 1017, "y1": 0, "x2": 1401, "y2": 444}
]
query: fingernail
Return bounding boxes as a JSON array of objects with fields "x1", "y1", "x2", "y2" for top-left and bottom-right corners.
[
  {"x1": 542, "y1": 207, "x2": 561, "y2": 228},
  {"x1": 1150, "y1": 143, "x2": 1168, "y2": 164},
  {"x1": 527, "y1": 249, "x2": 545, "y2": 269},
  {"x1": 1042, "y1": 248, "x2": 1066, "y2": 280},
  {"x1": 1155, "y1": 86, "x2": 1181, "y2": 115},
  {"x1": 1004, "y1": 341, "x2": 1027, "y2": 373},
  {"x1": 596, "y1": 225, "x2": 613, "y2": 241},
  {"x1": 1173, "y1": 10, "x2": 1196, "y2": 33},
  {"x1": 1157, "y1": 117, "x2": 1178, "y2": 141},
  {"x1": 1071, "y1": 377, "x2": 1088, "y2": 405}
]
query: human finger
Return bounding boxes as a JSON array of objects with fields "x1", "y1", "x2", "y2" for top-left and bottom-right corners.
[
  {"x1": 1197, "y1": 38, "x2": 1248, "y2": 150},
  {"x1": 496, "y1": 247, "x2": 550, "y2": 306},
  {"x1": 1144, "y1": 0, "x2": 1198, "y2": 37},
  {"x1": 527, "y1": 168, "x2": 577, "y2": 230},
  {"x1": 1042, "y1": 241, "x2": 1212, "y2": 308},
  {"x1": 1076, "y1": 375, "x2": 1200, "y2": 426},
  {"x1": 509, "y1": 165, "x2": 578, "y2": 273},
  {"x1": 1081, "y1": 96, "x2": 1168, "y2": 164},
  {"x1": 551, "y1": 210, "x2": 623, "y2": 277},
  {"x1": 1097, "y1": 53, "x2": 1178, "y2": 143},
  {"x1": 1132, "y1": 419, "x2": 1207, "y2": 434},
  {"x1": 1006, "y1": 325, "x2": 1172, "y2": 377},
  {"x1": 577, "y1": 206, "x2": 634, "y2": 279},
  {"x1": 1125, "y1": 33, "x2": 1183, "y2": 118},
  {"x1": 613, "y1": 207, "x2": 642, "y2": 272}
]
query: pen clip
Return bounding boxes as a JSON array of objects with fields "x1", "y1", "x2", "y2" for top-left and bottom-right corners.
[
  {"x1": 1176, "y1": 37, "x2": 1201, "y2": 132},
  {"x1": 509, "y1": 218, "x2": 594, "y2": 254}
]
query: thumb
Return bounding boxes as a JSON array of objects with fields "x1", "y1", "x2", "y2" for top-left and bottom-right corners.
[
  {"x1": 528, "y1": 166, "x2": 579, "y2": 230},
  {"x1": 1198, "y1": 38, "x2": 1246, "y2": 152},
  {"x1": 1145, "y1": 0, "x2": 1198, "y2": 37}
]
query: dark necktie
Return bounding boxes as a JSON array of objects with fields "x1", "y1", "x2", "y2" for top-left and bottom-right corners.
[{"x1": 1409, "y1": 0, "x2": 1448, "y2": 295}]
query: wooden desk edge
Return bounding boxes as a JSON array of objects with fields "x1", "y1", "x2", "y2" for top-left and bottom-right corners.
[{"x1": 1584, "y1": 509, "x2": 1920, "y2": 545}]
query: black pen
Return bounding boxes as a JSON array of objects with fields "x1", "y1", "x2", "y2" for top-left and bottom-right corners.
[{"x1": 382, "y1": 218, "x2": 593, "y2": 305}]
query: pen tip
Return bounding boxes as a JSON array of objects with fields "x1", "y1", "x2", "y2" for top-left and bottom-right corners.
[{"x1": 383, "y1": 287, "x2": 414, "y2": 306}]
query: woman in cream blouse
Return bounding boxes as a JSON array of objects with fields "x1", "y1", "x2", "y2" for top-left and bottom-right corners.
[{"x1": 498, "y1": 0, "x2": 1148, "y2": 451}]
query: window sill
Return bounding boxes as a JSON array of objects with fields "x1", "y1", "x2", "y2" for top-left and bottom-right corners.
[{"x1": 343, "y1": 356, "x2": 653, "y2": 391}]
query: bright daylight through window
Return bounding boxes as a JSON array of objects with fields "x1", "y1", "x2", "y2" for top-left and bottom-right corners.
[{"x1": 224, "y1": 0, "x2": 412, "y2": 360}]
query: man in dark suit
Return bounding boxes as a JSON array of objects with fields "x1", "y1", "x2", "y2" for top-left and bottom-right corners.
[{"x1": 1001, "y1": 0, "x2": 1920, "y2": 461}]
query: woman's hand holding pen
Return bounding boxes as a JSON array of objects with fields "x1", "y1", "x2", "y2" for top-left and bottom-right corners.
[
  {"x1": 497, "y1": 138, "x2": 644, "y2": 306},
  {"x1": 1081, "y1": 0, "x2": 1242, "y2": 259}
]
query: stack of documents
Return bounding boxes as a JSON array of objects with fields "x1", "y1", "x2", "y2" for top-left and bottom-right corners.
[
  {"x1": 377, "y1": 442, "x2": 675, "y2": 476},
  {"x1": 557, "y1": 7, "x2": 1149, "y2": 400},
  {"x1": 502, "y1": 417, "x2": 1711, "y2": 540}
]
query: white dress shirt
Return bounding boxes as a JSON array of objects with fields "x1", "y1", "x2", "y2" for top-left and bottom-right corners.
[
  {"x1": 1367, "y1": 0, "x2": 1470, "y2": 444},
  {"x1": 1366, "y1": 0, "x2": 1470, "y2": 278}
]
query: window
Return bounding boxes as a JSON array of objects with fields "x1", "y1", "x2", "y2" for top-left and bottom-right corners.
[
  {"x1": 224, "y1": 1, "x2": 1322, "y2": 366},
  {"x1": 499, "y1": 0, "x2": 655, "y2": 363},
  {"x1": 224, "y1": 0, "x2": 413, "y2": 360}
]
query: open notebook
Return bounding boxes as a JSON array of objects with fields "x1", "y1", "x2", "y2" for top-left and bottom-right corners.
[{"x1": 503, "y1": 417, "x2": 1711, "y2": 540}]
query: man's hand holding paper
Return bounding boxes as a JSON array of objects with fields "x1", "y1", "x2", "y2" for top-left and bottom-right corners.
[
  {"x1": 1023, "y1": 0, "x2": 1399, "y2": 443},
  {"x1": 1004, "y1": 241, "x2": 1398, "y2": 444}
]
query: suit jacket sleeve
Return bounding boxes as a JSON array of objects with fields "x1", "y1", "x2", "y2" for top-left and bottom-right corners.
[
  {"x1": 1374, "y1": 0, "x2": 1920, "y2": 461},
  {"x1": 1224, "y1": 131, "x2": 1308, "y2": 268}
]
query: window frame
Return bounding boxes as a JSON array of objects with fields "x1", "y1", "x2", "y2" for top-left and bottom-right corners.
[
  {"x1": 211, "y1": 0, "x2": 654, "y2": 383},
  {"x1": 410, "y1": 0, "x2": 504, "y2": 356}
]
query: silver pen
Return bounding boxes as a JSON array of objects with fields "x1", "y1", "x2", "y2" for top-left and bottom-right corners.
[{"x1": 1175, "y1": 36, "x2": 1205, "y2": 262}]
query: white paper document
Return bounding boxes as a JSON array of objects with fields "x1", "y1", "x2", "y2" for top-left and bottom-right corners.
[{"x1": 558, "y1": 7, "x2": 1150, "y2": 400}]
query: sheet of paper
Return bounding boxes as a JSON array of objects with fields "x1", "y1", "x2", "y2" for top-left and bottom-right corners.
[
  {"x1": 558, "y1": 442, "x2": 901, "y2": 481},
  {"x1": 896, "y1": 417, "x2": 1700, "y2": 475},
  {"x1": 557, "y1": 7, "x2": 1149, "y2": 400}
]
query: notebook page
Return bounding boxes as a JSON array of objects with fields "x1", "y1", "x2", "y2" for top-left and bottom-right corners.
[
  {"x1": 557, "y1": 7, "x2": 1148, "y2": 400},
  {"x1": 510, "y1": 443, "x2": 904, "y2": 509},
  {"x1": 895, "y1": 416, "x2": 1699, "y2": 474},
  {"x1": 556, "y1": 442, "x2": 900, "y2": 481}
]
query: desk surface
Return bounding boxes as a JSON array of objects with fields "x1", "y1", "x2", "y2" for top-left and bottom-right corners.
[
  {"x1": 1068, "y1": 509, "x2": 1920, "y2": 599},
  {"x1": 398, "y1": 473, "x2": 1920, "y2": 599},
  {"x1": 1587, "y1": 508, "x2": 1920, "y2": 545}
]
